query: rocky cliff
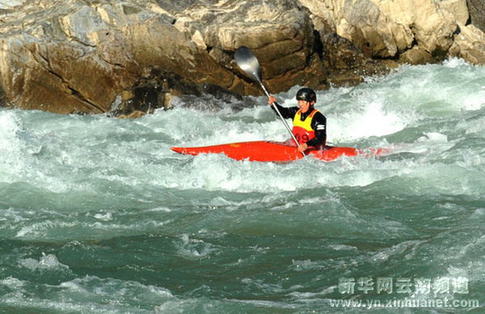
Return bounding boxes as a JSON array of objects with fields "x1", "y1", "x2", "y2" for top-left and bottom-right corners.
[{"x1": 0, "y1": 0, "x2": 483, "y2": 115}]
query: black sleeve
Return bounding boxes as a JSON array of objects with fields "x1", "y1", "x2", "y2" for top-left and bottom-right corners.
[
  {"x1": 306, "y1": 112, "x2": 327, "y2": 147},
  {"x1": 270, "y1": 102, "x2": 299, "y2": 120}
]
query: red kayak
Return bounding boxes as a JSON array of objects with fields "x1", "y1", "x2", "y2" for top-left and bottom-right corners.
[{"x1": 171, "y1": 141, "x2": 388, "y2": 162}]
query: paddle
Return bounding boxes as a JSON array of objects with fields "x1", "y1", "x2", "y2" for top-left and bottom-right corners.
[{"x1": 234, "y1": 46, "x2": 303, "y2": 154}]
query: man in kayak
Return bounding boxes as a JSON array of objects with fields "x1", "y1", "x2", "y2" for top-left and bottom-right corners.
[{"x1": 268, "y1": 87, "x2": 327, "y2": 153}]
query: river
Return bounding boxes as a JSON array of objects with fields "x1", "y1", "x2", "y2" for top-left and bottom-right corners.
[{"x1": 1, "y1": 58, "x2": 484, "y2": 313}]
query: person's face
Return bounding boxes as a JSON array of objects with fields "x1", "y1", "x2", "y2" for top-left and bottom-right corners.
[{"x1": 298, "y1": 100, "x2": 312, "y2": 113}]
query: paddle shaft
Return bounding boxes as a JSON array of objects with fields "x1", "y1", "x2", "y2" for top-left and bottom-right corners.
[
  {"x1": 234, "y1": 47, "x2": 304, "y2": 156},
  {"x1": 254, "y1": 78, "x2": 301, "y2": 148}
]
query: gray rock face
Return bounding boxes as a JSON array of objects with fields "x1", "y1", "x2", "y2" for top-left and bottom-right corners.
[
  {"x1": 0, "y1": 0, "x2": 326, "y2": 114},
  {"x1": 0, "y1": 0, "x2": 483, "y2": 115},
  {"x1": 467, "y1": 0, "x2": 485, "y2": 32}
]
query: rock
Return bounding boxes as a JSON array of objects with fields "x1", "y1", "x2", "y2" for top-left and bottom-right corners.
[
  {"x1": 162, "y1": 91, "x2": 175, "y2": 110},
  {"x1": 0, "y1": 0, "x2": 327, "y2": 115},
  {"x1": 0, "y1": 1, "x2": 143, "y2": 113},
  {"x1": 299, "y1": 0, "x2": 414, "y2": 58},
  {"x1": 449, "y1": 24, "x2": 485, "y2": 64},
  {"x1": 299, "y1": 0, "x2": 466, "y2": 60},
  {"x1": 0, "y1": 84, "x2": 6, "y2": 107},
  {"x1": 172, "y1": 0, "x2": 326, "y2": 93},
  {"x1": 467, "y1": 0, "x2": 485, "y2": 32},
  {"x1": 439, "y1": 0, "x2": 469, "y2": 25},
  {"x1": 0, "y1": 0, "x2": 483, "y2": 116},
  {"x1": 318, "y1": 32, "x2": 385, "y2": 85},
  {"x1": 400, "y1": 46, "x2": 434, "y2": 64},
  {"x1": 117, "y1": 110, "x2": 146, "y2": 119}
]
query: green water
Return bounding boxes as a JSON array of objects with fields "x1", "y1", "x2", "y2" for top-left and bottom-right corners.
[{"x1": 1, "y1": 59, "x2": 484, "y2": 313}]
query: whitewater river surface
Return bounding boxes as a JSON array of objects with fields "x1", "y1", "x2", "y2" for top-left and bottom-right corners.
[{"x1": 1, "y1": 59, "x2": 484, "y2": 313}]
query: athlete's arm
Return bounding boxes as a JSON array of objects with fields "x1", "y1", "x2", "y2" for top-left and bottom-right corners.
[
  {"x1": 267, "y1": 96, "x2": 298, "y2": 119},
  {"x1": 306, "y1": 112, "x2": 327, "y2": 147}
]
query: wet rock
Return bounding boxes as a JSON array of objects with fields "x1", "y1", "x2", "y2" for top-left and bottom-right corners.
[
  {"x1": 0, "y1": 85, "x2": 5, "y2": 107},
  {"x1": 300, "y1": 0, "x2": 464, "y2": 60},
  {"x1": 449, "y1": 24, "x2": 485, "y2": 64},
  {"x1": 0, "y1": 0, "x2": 483, "y2": 116},
  {"x1": 467, "y1": 0, "x2": 485, "y2": 32},
  {"x1": 172, "y1": 0, "x2": 326, "y2": 93},
  {"x1": 117, "y1": 110, "x2": 146, "y2": 119},
  {"x1": 400, "y1": 46, "x2": 434, "y2": 65},
  {"x1": 440, "y1": 0, "x2": 470, "y2": 25},
  {"x1": 0, "y1": 0, "x2": 326, "y2": 115}
]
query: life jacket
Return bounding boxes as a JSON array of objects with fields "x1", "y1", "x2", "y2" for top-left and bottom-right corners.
[{"x1": 292, "y1": 109, "x2": 318, "y2": 145}]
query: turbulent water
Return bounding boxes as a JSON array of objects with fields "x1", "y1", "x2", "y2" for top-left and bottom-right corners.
[{"x1": 1, "y1": 59, "x2": 484, "y2": 313}]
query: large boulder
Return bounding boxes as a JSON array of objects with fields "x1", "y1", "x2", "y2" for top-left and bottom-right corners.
[
  {"x1": 0, "y1": 0, "x2": 326, "y2": 114},
  {"x1": 449, "y1": 24, "x2": 485, "y2": 64},
  {"x1": 0, "y1": 0, "x2": 151, "y2": 113},
  {"x1": 171, "y1": 0, "x2": 327, "y2": 93},
  {"x1": 299, "y1": 0, "x2": 461, "y2": 58},
  {"x1": 0, "y1": 0, "x2": 483, "y2": 115},
  {"x1": 299, "y1": 0, "x2": 484, "y2": 65},
  {"x1": 467, "y1": 0, "x2": 485, "y2": 32}
]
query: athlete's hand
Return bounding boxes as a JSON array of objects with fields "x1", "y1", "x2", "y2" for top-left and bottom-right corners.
[
  {"x1": 298, "y1": 143, "x2": 308, "y2": 153},
  {"x1": 268, "y1": 96, "x2": 277, "y2": 106}
]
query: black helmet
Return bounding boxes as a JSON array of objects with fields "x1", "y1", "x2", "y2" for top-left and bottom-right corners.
[{"x1": 296, "y1": 87, "x2": 316, "y2": 103}]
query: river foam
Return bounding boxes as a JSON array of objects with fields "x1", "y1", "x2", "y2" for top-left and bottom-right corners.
[{"x1": 1, "y1": 59, "x2": 484, "y2": 313}]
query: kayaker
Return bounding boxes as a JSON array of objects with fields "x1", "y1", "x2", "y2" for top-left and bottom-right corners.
[{"x1": 268, "y1": 88, "x2": 327, "y2": 153}]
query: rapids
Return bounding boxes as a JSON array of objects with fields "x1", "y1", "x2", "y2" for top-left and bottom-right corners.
[{"x1": 1, "y1": 59, "x2": 484, "y2": 312}]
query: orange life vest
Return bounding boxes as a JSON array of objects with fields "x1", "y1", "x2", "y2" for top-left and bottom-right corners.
[{"x1": 292, "y1": 109, "x2": 318, "y2": 145}]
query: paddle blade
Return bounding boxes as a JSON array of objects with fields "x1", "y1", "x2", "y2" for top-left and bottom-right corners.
[{"x1": 234, "y1": 46, "x2": 261, "y2": 82}]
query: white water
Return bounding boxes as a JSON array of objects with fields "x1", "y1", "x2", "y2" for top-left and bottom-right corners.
[{"x1": 1, "y1": 59, "x2": 484, "y2": 313}]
